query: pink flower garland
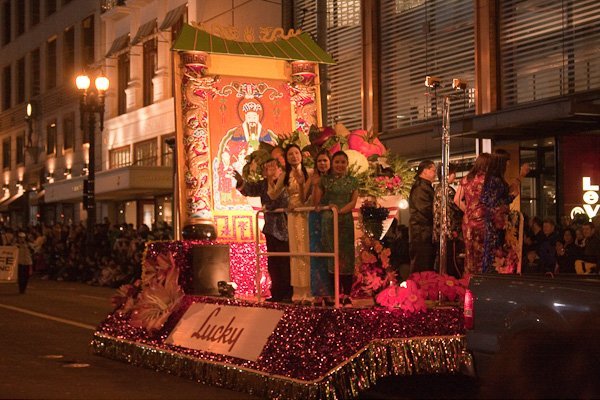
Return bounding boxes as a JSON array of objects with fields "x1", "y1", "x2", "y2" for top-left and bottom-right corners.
[{"x1": 375, "y1": 272, "x2": 471, "y2": 312}]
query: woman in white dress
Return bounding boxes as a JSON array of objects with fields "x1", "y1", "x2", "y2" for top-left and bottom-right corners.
[{"x1": 269, "y1": 144, "x2": 312, "y2": 304}]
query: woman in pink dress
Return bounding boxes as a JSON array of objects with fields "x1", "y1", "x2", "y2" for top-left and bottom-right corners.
[{"x1": 454, "y1": 153, "x2": 492, "y2": 274}]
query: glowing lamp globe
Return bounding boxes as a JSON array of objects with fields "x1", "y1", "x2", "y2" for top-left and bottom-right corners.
[{"x1": 76, "y1": 75, "x2": 91, "y2": 91}]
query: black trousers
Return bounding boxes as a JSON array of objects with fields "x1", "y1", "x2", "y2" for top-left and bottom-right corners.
[
  {"x1": 265, "y1": 234, "x2": 292, "y2": 300},
  {"x1": 18, "y1": 264, "x2": 31, "y2": 294},
  {"x1": 409, "y1": 240, "x2": 435, "y2": 273},
  {"x1": 329, "y1": 273, "x2": 353, "y2": 296}
]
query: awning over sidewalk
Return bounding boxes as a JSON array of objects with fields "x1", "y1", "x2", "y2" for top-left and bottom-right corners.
[
  {"x1": 105, "y1": 34, "x2": 130, "y2": 58},
  {"x1": 0, "y1": 192, "x2": 24, "y2": 212},
  {"x1": 160, "y1": 4, "x2": 186, "y2": 31},
  {"x1": 131, "y1": 19, "x2": 156, "y2": 45},
  {"x1": 172, "y1": 24, "x2": 335, "y2": 65}
]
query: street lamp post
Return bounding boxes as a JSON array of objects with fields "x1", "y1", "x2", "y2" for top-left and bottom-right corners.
[{"x1": 76, "y1": 74, "x2": 109, "y2": 247}]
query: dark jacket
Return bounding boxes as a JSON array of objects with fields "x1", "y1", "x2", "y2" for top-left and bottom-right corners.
[
  {"x1": 409, "y1": 176, "x2": 434, "y2": 242},
  {"x1": 238, "y1": 179, "x2": 289, "y2": 242}
]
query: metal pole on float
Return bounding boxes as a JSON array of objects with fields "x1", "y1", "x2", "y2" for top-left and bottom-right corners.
[{"x1": 439, "y1": 96, "x2": 450, "y2": 280}]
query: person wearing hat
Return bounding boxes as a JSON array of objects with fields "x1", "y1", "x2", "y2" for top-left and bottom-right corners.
[
  {"x1": 16, "y1": 231, "x2": 33, "y2": 294},
  {"x1": 233, "y1": 157, "x2": 292, "y2": 303},
  {"x1": 409, "y1": 160, "x2": 436, "y2": 273}
]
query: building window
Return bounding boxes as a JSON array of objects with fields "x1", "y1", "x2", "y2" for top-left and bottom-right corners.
[
  {"x1": 30, "y1": 0, "x2": 40, "y2": 26},
  {"x1": 16, "y1": 57, "x2": 25, "y2": 104},
  {"x1": 46, "y1": 120, "x2": 57, "y2": 154},
  {"x1": 46, "y1": 0, "x2": 57, "y2": 16},
  {"x1": 63, "y1": 26, "x2": 75, "y2": 83},
  {"x1": 2, "y1": 0, "x2": 11, "y2": 46},
  {"x1": 294, "y1": 0, "x2": 363, "y2": 129},
  {"x1": 46, "y1": 38, "x2": 57, "y2": 90},
  {"x1": 519, "y1": 138, "x2": 557, "y2": 220},
  {"x1": 63, "y1": 112, "x2": 74, "y2": 151},
  {"x1": 161, "y1": 135, "x2": 174, "y2": 167},
  {"x1": 379, "y1": 0, "x2": 475, "y2": 131},
  {"x1": 81, "y1": 15, "x2": 94, "y2": 67},
  {"x1": 327, "y1": 0, "x2": 361, "y2": 28},
  {"x1": 2, "y1": 65, "x2": 11, "y2": 111},
  {"x1": 16, "y1": 134, "x2": 25, "y2": 165},
  {"x1": 16, "y1": 0, "x2": 25, "y2": 36},
  {"x1": 143, "y1": 37, "x2": 157, "y2": 106},
  {"x1": 31, "y1": 48, "x2": 40, "y2": 97},
  {"x1": 395, "y1": 0, "x2": 425, "y2": 13},
  {"x1": 134, "y1": 139, "x2": 157, "y2": 166},
  {"x1": 499, "y1": 0, "x2": 600, "y2": 107},
  {"x1": 2, "y1": 138, "x2": 10, "y2": 170},
  {"x1": 109, "y1": 146, "x2": 131, "y2": 169},
  {"x1": 118, "y1": 52, "x2": 130, "y2": 115}
]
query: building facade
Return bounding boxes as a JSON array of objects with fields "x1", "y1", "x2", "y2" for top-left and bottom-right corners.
[
  {"x1": 0, "y1": 0, "x2": 283, "y2": 229},
  {"x1": 0, "y1": 0, "x2": 101, "y2": 227},
  {"x1": 1, "y1": 0, "x2": 598, "y2": 229},
  {"x1": 288, "y1": 0, "x2": 600, "y2": 222}
]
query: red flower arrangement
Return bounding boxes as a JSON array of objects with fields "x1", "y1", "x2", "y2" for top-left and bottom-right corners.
[{"x1": 374, "y1": 273, "x2": 471, "y2": 312}]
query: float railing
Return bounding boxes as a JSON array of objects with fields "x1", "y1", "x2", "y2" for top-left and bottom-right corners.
[{"x1": 255, "y1": 206, "x2": 340, "y2": 308}]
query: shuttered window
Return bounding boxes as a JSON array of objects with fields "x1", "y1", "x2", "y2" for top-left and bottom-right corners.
[
  {"x1": 379, "y1": 0, "x2": 475, "y2": 132},
  {"x1": 499, "y1": 0, "x2": 600, "y2": 108},
  {"x1": 293, "y1": 0, "x2": 363, "y2": 129}
]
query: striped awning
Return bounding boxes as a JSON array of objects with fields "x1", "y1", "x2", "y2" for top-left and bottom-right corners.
[
  {"x1": 131, "y1": 19, "x2": 157, "y2": 45},
  {"x1": 172, "y1": 24, "x2": 335, "y2": 65},
  {"x1": 160, "y1": 4, "x2": 186, "y2": 31},
  {"x1": 105, "y1": 34, "x2": 129, "y2": 58}
]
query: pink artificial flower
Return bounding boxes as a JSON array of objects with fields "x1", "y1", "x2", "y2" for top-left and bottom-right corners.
[
  {"x1": 376, "y1": 285, "x2": 400, "y2": 308},
  {"x1": 437, "y1": 274, "x2": 464, "y2": 302},
  {"x1": 396, "y1": 280, "x2": 427, "y2": 313},
  {"x1": 409, "y1": 271, "x2": 440, "y2": 300}
]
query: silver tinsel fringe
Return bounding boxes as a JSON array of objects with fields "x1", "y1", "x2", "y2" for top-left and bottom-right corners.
[{"x1": 91, "y1": 333, "x2": 472, "y2": 399}]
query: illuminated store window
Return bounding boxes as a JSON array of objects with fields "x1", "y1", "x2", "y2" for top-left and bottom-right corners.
[{"x1": 519, "y1": 138, "x2": 557, "y2": 220}]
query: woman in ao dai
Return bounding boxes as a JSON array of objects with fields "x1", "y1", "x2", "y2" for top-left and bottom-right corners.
[
  {"x1": 268, "y1": 144, "x2": 312, "y2": 303},
  {"x1": 313, "y1": 151, "x2": 359, "y2": 302}
]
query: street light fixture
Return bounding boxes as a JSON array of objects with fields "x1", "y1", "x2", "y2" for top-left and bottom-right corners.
[{"x1": 76, "y1": 72, "x2": 109, "y2": 246}]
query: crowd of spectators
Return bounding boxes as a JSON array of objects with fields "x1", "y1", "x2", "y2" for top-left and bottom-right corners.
[
  {"x1": 0, "y1": 220, "x2": 173, "y2": 288},
  {"x1": 522, "y1": 215, "x2": 600, "y2": 275}
]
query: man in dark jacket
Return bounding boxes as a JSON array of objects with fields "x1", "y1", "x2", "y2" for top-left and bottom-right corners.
[
  {"x1": 575, "y1": 222, "x2": 600, "y2": 274},
  {"x1": 409, "y1": 160, "x2": 436, "y2": 273}
]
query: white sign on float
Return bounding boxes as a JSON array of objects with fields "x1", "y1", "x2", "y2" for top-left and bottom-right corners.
[
  {"x1": 0, "y1": 246, "x2": 19, "y2": 283},
  {"x1": 165, "y1": 303, "x2": 284, "y2": 361},
  {"x1": 570, "y1": 177, "x2": 599, "y2": 221}
]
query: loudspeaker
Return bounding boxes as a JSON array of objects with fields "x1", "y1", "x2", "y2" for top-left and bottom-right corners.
[{"x1": 191, "y1": 244, "x2": 231, "y2": 295}]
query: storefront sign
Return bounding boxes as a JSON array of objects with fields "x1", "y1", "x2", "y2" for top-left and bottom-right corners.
[
  {"x1": 570, "y1": 177, "x2": 599, "y2": 220},
  {"x1": 165, "y1": 303, "x2": 283, "y2": 361},
  {"x1": 0, "y1": 246, "x2": 18, "y2": 283}
]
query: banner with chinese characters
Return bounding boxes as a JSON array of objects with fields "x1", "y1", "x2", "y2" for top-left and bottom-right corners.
[
  {"x1": 0, "y1": 246, "x2": 18, "y2": 283},
  {"x1": 165, "y1": 303, "x2": 283, "y2": 361}
]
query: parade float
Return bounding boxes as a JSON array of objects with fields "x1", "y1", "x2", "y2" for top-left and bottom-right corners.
[{"x1": 91, "y1": 23, "x2": 472, "y2": 399}]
